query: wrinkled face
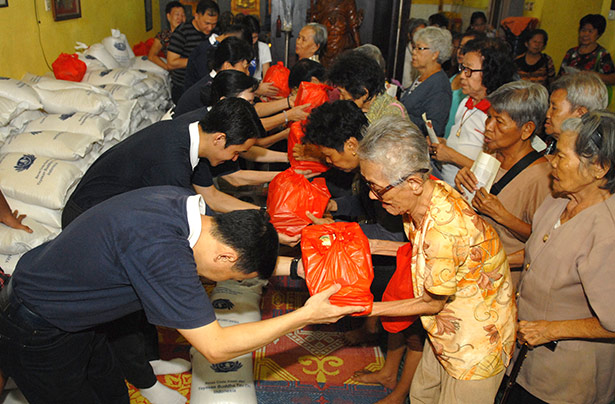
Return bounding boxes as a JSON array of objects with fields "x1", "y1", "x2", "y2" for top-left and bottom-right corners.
[
  {"x1": 459, "y1": 51, "x2": 487, "y2": 100},
  {"x1": 209, "y1": 138, "x2": 256, "y2": 166},
  {"x1": 337, "y1": 87, "x2": 371, "y2": 112},
  {"x1": 360, "y1": 160, "x2": 412, "y2": 217},
  {"x1": 578, "y1": 23, "x2": 600, "y2": 47},
  {"x1": 295, "y1": 27, "x2": 319, "y2": 60},
  {"x1": 484, "y1": 108, "x2": 523, "y2": 152},
  {"x1": 411, "y1": 40, "x2": 436, "y2": 70},
  {"x1": 194, "y1": 12, "x2": 218, "y2": 35},
  {"x1": 319, "y1": 142, "x2": 359, "y2": 172},
  {"x1": 550, "y1": 130, "x2": 594, "y2": 196},
  {"x1": 167, "y1": 6, "x2": 186, "y2": 31},
  {"x1": 545, "y1": 89, "x2": 574, "y2": 137},
  {"x1": 525, "y1": 34, "x2": 546, "y2": 55}
]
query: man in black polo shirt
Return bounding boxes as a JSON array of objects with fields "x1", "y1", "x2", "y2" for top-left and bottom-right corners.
[
  {"x1": 167, "y1": 0, "x2": 219, "y2": 103},
  {"x1": 0, "y1": 186, "x2": 362, "y2": 403}
]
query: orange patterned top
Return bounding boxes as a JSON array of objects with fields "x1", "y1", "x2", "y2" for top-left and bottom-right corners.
[{"x1": 404, "y1": 180, "x2": 516, "y2": 380}]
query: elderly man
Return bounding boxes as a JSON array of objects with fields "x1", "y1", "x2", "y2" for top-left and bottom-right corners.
[
  {"x1": 0, "y1": 186, "x2": 362, "y2": 404},
  {"x1": 361, "y1": 116, "x2": 516, "y2": 404}
]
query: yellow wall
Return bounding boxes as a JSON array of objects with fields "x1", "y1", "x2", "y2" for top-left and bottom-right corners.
[{"x1": 0, "y1": 0, "x2": 160, "y2": 79}]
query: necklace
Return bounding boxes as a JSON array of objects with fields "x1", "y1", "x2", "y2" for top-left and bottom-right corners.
[{"x1": 455, "y1": 108, "x2": 479, "y2": 137}]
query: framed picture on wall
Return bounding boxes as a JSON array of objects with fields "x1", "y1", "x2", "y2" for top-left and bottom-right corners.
[
  {"x1": 52, "y1": 0, "x2": 81, "y2": 21},
  {"x1": 0, "y1": 0, "x2": 8, "y2": 8}
]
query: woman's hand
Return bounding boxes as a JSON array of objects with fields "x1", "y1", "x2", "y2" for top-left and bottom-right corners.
[
  {"x1": 0, "y1": 210, "x2": 32, "y2": 233},
  {"x1": 287, "y1": 104, "x2": 311, "y2": 122},
  {"x1": 455, "y1": 167, "x2": 479, "y2": 196},
  {"x1": 278, "y1": 232, "x2": 300, "y2": 247},
  {"x1": 326, "y1": 199, "x2": 338, "y2": 213},
  {"x1": 428, "y1": 137, "x2": 455, "y2": 163},
  {"x1": 292, "y1": 143, "x2": 321, "y2": 162},
  {"x1": 306, "y1": 211, "x2": 334, "y2": 225},
  {"x1": 471, "y1": 187, "x2": 508, "y2": 223},
  {"x1": 256, "y1": 82, "x2": 280, "y2": 98},
  {"x1": 518, "y1": 320, "x2": 557, "y2": 346}
]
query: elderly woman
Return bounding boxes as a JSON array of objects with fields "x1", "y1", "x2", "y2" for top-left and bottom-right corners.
[
  {"x1": 455, "y1": 81, "x2": 551, "y2": 286},
  {"x1": 508, "y1": 111, "x2": 615, "y2": 403},
  {"x1": 147, "y1": 1, "x2": 186, "y2": 70},
  {"x1": 543, "y1": 71, "x2": 608, "y2": 153},
  {"x1": 559, "y1": 14, "x2": 615, "y2": 86},
  {"x1": 402, "y1": 18, "x2": 428, "y2": 88},
  {"x1": 360, "y1": 116, "x2": 516, "y2": 404},
  {"x1": 430, "y1": 37, "x2": 516, "y2": 186},
  {"x1": 295, "y1": 23, "x2": 327, "y2": 63},
  {"x1": 399, "y1": 26, "x2": 452, "y2": 138}
]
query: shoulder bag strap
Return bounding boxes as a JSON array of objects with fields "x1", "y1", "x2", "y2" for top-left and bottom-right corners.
[{"x1": 490, "y1": 150, "x2": 542, "y2": 196}]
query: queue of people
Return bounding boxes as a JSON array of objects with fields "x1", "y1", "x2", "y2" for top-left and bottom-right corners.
[{"x1": 1, "y1": 3, "x2": 615, "y2": 404}]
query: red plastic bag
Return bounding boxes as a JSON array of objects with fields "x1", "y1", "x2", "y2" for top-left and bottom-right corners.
[
  {"x1": 287, "y1": 121, "x2": 329, "y2": 174},
  {"x1": 262, "y1": 61, "x2": 290, "y2": 98},
  {"x1": 133, "y1": 38, "x2": 155, "y2": 56},
  {"x1": 52, "y1": 53, "x2": 87, "y2": 82},
  {"x1": 381, "y1": 242, "x2": 417, "y2": 333},
  {"x1": 266, "y1": 168, "x2": 331, "y2": 237},
  {"x1": 294, "y1": 82, "x2": 332, "y2": 114},
  {"x1": 301, "y1": 222, "x2": 374, "y2": 316}
]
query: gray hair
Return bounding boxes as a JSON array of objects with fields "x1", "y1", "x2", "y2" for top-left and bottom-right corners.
[
  {"x1": 413, "y1": 26, "x2": 453, "y2": 65},
  {"x1": 561, "y1": 111, "x2": 615, "y2": 193},
  {"x1": 354, "y1": 44, "x2": 386, "y2": 72},
  {"x1": 306, "y1": 23, "x2": 328, "y2": 56},
  {"x1": 358, "y1": 116, "x2": 430, "y2": 183},
  {"x1": 551, "y1": 71, "x2": 608, "y2": 111},
  {"x1": 487, "y1": 80, "x2": 549, "y2": 133}
]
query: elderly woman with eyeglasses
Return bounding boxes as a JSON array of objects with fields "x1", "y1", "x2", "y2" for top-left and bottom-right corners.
[
  {"x1": 430, "y1": 38, "x2": 516, "y2": 186},
  {"x1": 399, "y1": 26, "x2": 453, "y2": 138},
  {"x1": 361, "y1": 116, "x2": 516, "y2": 404},
  {"x1": 507, "y1": 111, "x2": 615, "y2": 404}
]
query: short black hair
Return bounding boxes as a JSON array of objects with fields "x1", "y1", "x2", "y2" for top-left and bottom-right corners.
[
  {"x1": 470, "y1": 11, "x2": 487, "y2": 25},
  {"x1": 428, "y1": 13, "x2": 449, "y2": 28},
  {"x1": 196, "y1": 0, "x2": 219, "y2": 16},
  {"x1": 288, "y1": 59, "x2": 325, "y2": 90},
  {"x1": 327, "y1": 51, "x2": 385, "y2": 101},
  {"x1": 524, "y1": 28, "x2": 548, "y2": 46},
  {"x1": 165, "y1": 1, "x2": 184, "y2": 15},
  {"x1": 462, "y1": 38, "x2": 516, "y2": 95},
  {"x1": 303, "y1": 100, "x2": 369, "y2": 152},
  {"x1": 201, "y1": 70, "x2": 259, "y2": 106},
  {"x1": 580, "y1": 14, "x2": 606, "y2": 36},
  {"x1": 211, "y1": 210, "x2": 279, "y2": 278},
  {"x1": 199, "y1": 97, "x2": 265, "y2": 145},
  {"x1": 209, "y1": 36, "x2": 254, "y2": 72}
]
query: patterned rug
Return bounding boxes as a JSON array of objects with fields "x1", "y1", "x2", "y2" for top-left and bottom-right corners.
[{"x1": 128, "y1": 276, "x2": 391, "y2": 403}]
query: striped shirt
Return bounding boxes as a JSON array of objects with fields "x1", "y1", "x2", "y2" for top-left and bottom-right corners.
[{"x1": 168, "y1": 19, "x2": 209, "y2": 91}]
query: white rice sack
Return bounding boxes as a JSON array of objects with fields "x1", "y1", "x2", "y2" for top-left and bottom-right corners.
[
  {"x1": 36, "y1": 88, "x2": 118, "y2": 120},
  {"x1": 0, "y1": 153, "x2": 84, "y2": 209},
  {"x1": 82, "y1": 43, "x2": 120, "y2": 69},
  {"x1": 78, "y1": 53, "x2": 107, "y2": 71},
  {"x1": 70, "y1": 152, "x2": 100, "y2": 174},
  {"x1": 4, "y1": 195, "x2": 62, "y2": 230},
  {"x1": 0, "y1": 216, "x2": 58, "y2": 255},
  {"x1": 99, "y1": 82, "x2": 149, "y2": 100},
  {"x1": 102, "y1": 29, "x2": 135, "y2": 67},
  {"x1": 114, "y1": 99, "x2": 142, "y2": 139},
  {"x1": 2, "y1": 130, "x2": 101, "y2": 160},
  {"x1": 0, "y1": 77, "x2": 42, "y2": 110},
  {"x1": 142, "y1": 73, "x2": 167, "y2": 93},
  {"x1": 83, "y1": 68, "x2": 147, "y2": 87},
  {"x1": 0, "y1": 97, "x2": 28, "y2": 127},
  {"x1": 131, "y1": 56, "x2": 169, "y2": 77},
  {"x1": 24, "y1": 112, "x2": 117, "y2": 142},
  {"x1": 9, "y1": 110, "x2": 46, "y2": 131},
  {"x1": 0, "y1": 252, "x2": 25, "y2": 275}
]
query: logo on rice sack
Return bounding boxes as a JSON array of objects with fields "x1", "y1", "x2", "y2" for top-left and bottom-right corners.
[
  {"x1": 14, "y1": 154, "x2": 36, "y2": 172},
  {"x1": 210, "y1": 361, "x2": 243, "y2": 373},
  {"x1": 114, "y1": 42, "x2": 126, "y2": 51},
  {"x1": 99, "y1": 70, "x2": 112, "y2": 77},
  {"x1": 212, "y1": 299, "x2": 234, "y2": 310},
  {"x1": 59, "y1": 112, "x2": 75, "y2": 120}
]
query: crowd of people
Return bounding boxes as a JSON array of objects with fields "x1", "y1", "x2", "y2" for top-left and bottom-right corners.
[{"x1": 1, "y1": 2, "x2": 615, "y2": 404}]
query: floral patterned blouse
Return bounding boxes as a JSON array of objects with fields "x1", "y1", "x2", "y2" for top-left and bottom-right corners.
[{"x1": 403, "y1": 180, "x2": 516, "y2": 380}]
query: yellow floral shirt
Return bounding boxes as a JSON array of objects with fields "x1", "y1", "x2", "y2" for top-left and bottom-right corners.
[{"x1": 404, "y1": 181, "x2": 516, "y2": 380}]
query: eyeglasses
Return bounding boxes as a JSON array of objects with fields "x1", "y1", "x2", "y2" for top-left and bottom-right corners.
[
  {"x1": 413, "y1": 46, "x2": 431, "y2": 51},
  {"x1": 459, "y1": 63, "x2": 483, "y2": 77},
  {"x1": 363, "y1": 169, "x2": 429, "y2": 201}
]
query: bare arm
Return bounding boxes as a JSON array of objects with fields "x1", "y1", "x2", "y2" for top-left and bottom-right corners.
[
  {"x1": 507, "y1": 249, "x2": 525, "y2": 269},
  {"x1": 368, "y1": 239, "x2": 406, "y2": 256},
  {"x1": 241, "y1": 145, "x2": 288, "y2": 163},
  {"x1": 179, "y1": 284, "x2": 364, "y2": 363},
  {"x1": 370, "y1": 291, "x2": 449, "y2": 317},
  {"x1": 193, "y1": 183, "x2": 259, "y2": 212},
  {"x1": 221, "y1": 170, "x2": 280, "y2": 186},
  {"x1": 254, "y1": 97, "x2": 290, "y2": 117},
  {"x1": 260, "y1": 105, "x2": 311, "y2": 132},
  {"x1": 255, "y1": 128, "x2": 290, "y2": 149},
  {"x1": 518, "y1": 317, "x2": 615, "y2": 347},
  {"x1": 166, "y1": 50, "x2": 187, "y2": 70},
  {"x1": 598, "y1": 72, "x2": 615, "y2": 86},
  {"x1": 147, "y1": 38, "x2": 168, "y2": 70}
]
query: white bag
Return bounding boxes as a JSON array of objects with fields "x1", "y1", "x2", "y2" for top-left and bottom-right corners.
[
  {"x1": 77, "y1": 53, "x2": 108, "y2": 71},
  {"x1": 4, "y1": 195, "x2": 62, "y2": 229},
  {"x1": 0, "y1": 96, "x2": 28, "y2": 127},
  {"x1": 99, "y1": 82, "x2": 149, "y2": 100},
  {"x1": 2, "y1": 130, "x2": 101, "y2": 160},
  {"x1": 0, "y1": 77, "x2": 42, "y2": 110},
  {"x1": 8, "y1": 110, "x2": 46, "y2": 131},
  {"x1": 82, "y1": 68, "x2": 147, "y2": 87},
  {"x1": 114, "y1": 99, "x2": 143, "y2": 139},
  {"x1": 24, "y1": 112, "x2": 117, "y2": 142},
  {"x1": 0, "y1": 153, "x2": 83, "y2": 209},
  {"x1": 78, "y1": 42, "x2": 120, "y2": 69},
  {"x1": 0, "y1": 216, "x2": 58, "y2": 255},
  {"x1": 102, "y1": 29, "x2": 135, "y2": 67},
  {"x1": 0, "y1": 252, "x2": 25, "y2": 275},
  {"x1": 131, "y1": 56, "x2": 169, "y2": 77}
]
